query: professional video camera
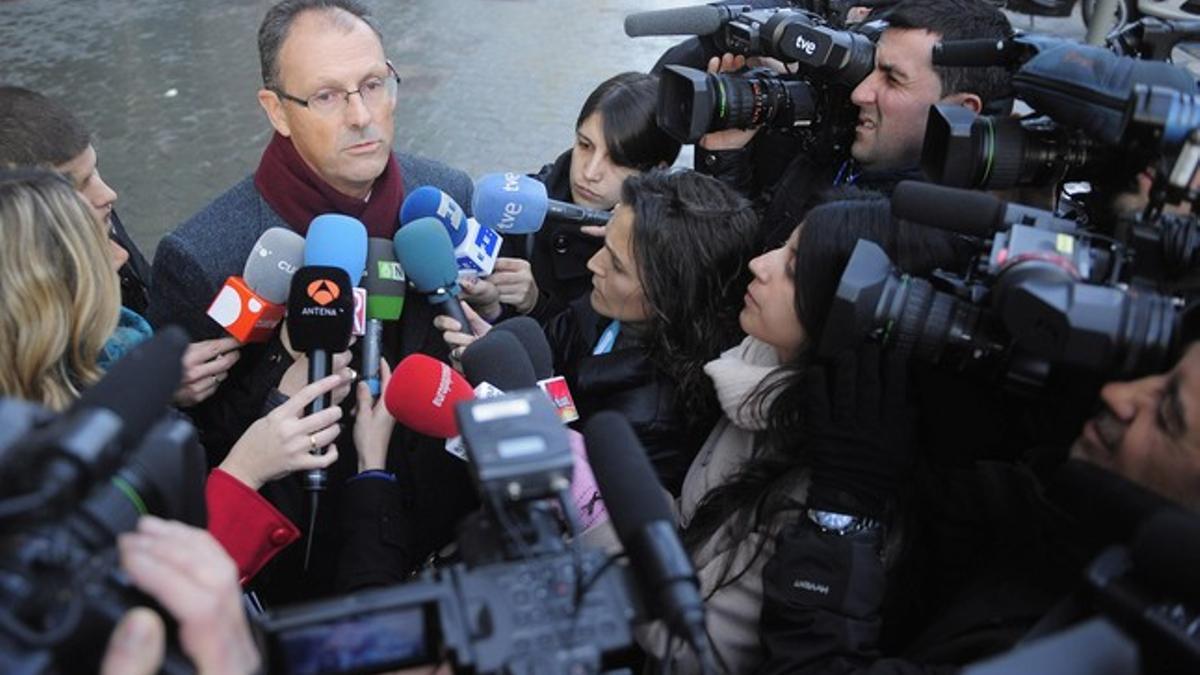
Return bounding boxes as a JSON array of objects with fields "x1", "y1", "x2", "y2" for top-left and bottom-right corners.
[
  {"x1": 258, "y1": 391, "x2": 640, "y2": 675},
  {"x1": 625, "y1": 4, "x2": 878, "y2": 143},
  {"x1": 0, "y1": 328, "x2": 208, "y2": 674},
  {"x1": 819, "y1": 181, "x2": 1190, "y2": 389}
]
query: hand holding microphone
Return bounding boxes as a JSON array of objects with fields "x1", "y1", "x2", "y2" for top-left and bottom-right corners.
[
  {"x1": 353, "y1": 357, "x2": 394, "y2": 473},
  {"x1": 433, "y1": 301, "x2": 493, "y2": 365},
  {"x1": 218, "y1": 371, "x2": 351, "y2": 491},
  {"x1": 173, "y1": 336, "x2": 242, "y2": 407}
]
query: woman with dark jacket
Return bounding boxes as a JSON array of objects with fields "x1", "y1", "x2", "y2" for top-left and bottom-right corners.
[
  {"x1": 441, "y1": 169, "x2": 758, "y2": 494},
  {"x1": 486, "y1": 72, "x2": 682, "y2": 322},
  {"x1": 578, "y1": 191, "x2": 974, "y2": 673}
]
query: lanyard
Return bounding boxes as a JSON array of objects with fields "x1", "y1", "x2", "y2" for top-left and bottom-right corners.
[
  {"x1": 593, "y1": 320, "x2": 621, "y2": 355},
  {"x1": 834, "y1": 159, "x2": 860, "y2": 186}
]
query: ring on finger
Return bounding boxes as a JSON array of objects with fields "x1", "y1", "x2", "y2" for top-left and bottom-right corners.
[{"x1": 309, "y1": 434, "x2": 317, "y2": 452}]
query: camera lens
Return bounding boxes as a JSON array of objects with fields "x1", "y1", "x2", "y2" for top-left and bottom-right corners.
[{"x1": 658, "y1": 66, "x2": 816, "y2": 144}]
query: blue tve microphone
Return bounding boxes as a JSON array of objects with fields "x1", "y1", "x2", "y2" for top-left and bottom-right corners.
[
  {"x1": 400, "y1": 186, "x2": 502, "y2": 276},
  {"x1": 472, "y1": 172, "x2": 612, "y2": 234},
  {"x1": 393, "y1": 217, "x2": 475, "y2": 335}
]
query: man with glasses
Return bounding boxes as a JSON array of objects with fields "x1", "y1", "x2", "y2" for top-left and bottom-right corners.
[{"x1": 147, "y1": 0, "x2": 477, "y2": 605}]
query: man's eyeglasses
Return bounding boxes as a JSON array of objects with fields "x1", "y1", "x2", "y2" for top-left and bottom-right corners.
[{"x1": 273, "y1": 62, "x2": 401, "y2": 117}]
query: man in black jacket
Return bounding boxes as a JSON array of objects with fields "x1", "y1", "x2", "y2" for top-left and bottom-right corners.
[{"x1": 689, "y1": 0, "x2": 1011, "y2": 244}]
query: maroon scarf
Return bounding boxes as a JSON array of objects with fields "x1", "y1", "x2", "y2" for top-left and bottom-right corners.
[{"x1": 253, "y1": 132, "x2": 404, "y2": 238}]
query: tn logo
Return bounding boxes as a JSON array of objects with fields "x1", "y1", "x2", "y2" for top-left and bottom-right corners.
[{"x1": 306, "y1": 279, "x2": 341, "y2": 306}]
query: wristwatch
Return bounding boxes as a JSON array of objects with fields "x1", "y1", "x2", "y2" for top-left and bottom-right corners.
[{"x1": 806, "y1": 508, "x2": 881, "y2": 536}]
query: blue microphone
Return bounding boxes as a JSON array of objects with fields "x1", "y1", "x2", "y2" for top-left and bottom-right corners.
[
  {"x1": 393, "y1": 217, "x2": 475, "y2": 335},
  {"x1": 304, "y1": 214, "x2": 369, "y2": 284},
  {"x1": 400, "y1": 186, "x2": 502, "y2": 276},
  {"x1": 472, "y1": 172, "x2": 612, "y2": 234}
]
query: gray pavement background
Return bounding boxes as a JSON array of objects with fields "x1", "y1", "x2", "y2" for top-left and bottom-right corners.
[
  {"x1": 0, "y1": 0, "x2": 684, "y2": 255},
  {"x1": 0, "y1": 1, "x2": 1092, "y2": 255}
]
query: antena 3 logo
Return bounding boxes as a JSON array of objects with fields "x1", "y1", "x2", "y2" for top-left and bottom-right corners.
[{"x1": 306, "y1": 279, "x2": 341, "y2": 306}]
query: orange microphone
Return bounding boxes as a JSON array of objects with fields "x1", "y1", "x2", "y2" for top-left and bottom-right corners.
[{"x1": 206, "y1": 228, "x2": 304, "y2": 343}]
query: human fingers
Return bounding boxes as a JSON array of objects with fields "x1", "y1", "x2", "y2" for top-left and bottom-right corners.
[{"x1": 99, "y1": 607, "x2": 166, "y2": 675}]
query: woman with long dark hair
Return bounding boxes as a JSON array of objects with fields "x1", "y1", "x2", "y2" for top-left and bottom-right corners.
[
  {"x1": 588, "y1": 190, "x2": 973, "y2": 673},
  {"x1": 474, "y1": 72, "x2": 682, "y2": 322},
  {"x1": 441, "y1": 169, "x2": 757, "y2": 493}
]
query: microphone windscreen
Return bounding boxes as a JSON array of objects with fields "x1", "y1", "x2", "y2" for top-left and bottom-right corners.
[
  {"x1": 243, "y1": 227, "x2": 305, "y2": 305},
  {"x1": 399, "y1": 186, "x2": 471, "y2": 246},
  {"x1": 891, "y1": 180, "x2": 1005, "y2": 238},
  {"x1": 304, "y1": 214, "x2": 369, "y2": 285},
  {"x1": 493, "y1": 316, "x2": 553, "y2": 380},
  {"x1": 461, "y1": 330, "x2": 538, "y2": 390},
  {"x1": 584, "y1": 411, "x2": 672, "y2": 542},
  {"x1": 365, "y1": 238, "x2": 406, "y2": 321},
  {"x1": 73, "y1": 325, "x2": 188, "y2": 448},
  {"x1": 285, "y1": 266, "x2": 354, "y2": 352},
  {"x1": 1049, "y1": 459, "x2": 1180, "y2": 546},
  {"x1": 471, "y1": 173, "x2": 548, "y2": 235},
  {"x1": 393, "y1": 217, "x2": 460, "y2": 295},
  {"x1": 624, "y1": 6, "x2": 723, "y2": 37},
  {"x1": 932, "y1": 38, "x2": 1012, "y2": 67},
  {"x1": 1132, "y1": 509, "x2": 1200, "y2": 604},
  {"x1": 385, "y1": 354, "x2": 474, "y2": 438}
]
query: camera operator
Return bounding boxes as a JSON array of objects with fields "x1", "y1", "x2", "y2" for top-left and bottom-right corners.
[
  {"x1": 696, "y1": 0, "x2": 1011, "y2": 244},
  {"x1": 754, "y1": 331, "x2": 1200, "y2": 673}
]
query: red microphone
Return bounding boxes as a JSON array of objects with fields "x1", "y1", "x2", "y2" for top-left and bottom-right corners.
[
  {"x1": 207, "y1": 228, "x2": 304, "y2": 343},
  {"x1": 384, "y1": 355, "x2": 474, "y2": 438}
]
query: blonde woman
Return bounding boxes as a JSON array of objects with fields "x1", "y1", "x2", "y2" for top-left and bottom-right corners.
[{"x1": 0, "y1": 168, "x2": 393, "y2": 583}]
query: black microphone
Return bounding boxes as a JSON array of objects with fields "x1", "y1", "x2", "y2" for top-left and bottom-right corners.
[
  {"x1": 492, "y1": 317, "x2": 554, "y2": 381},
  {"x1": 625, "y1": 5, "x2": 727, "y2": 37},
  {"x1": 545, "y1": 199, "x2": 612, "y2": 226},
  {"x1": 583, "y1": 411, "x2": 712, "y2": 666},
  {"x1": 891, "y1": 180, "x2": 1078, "y2": 238},
  {"x1": 73, "y1": 324, "x2": 188, "y2": 450},
  {"x1": 285, "y1": 266, "x2": 354, "y2": 493},
  {"x1": 1132, "y1": 509, "x2": 1200, "y2": 606},
  {"x1": 461, "y1": 330, "x2": 538, "y2": 391},
  {"x1": 1048, "y1": 459, "x2": 1184, "y2": 548}
]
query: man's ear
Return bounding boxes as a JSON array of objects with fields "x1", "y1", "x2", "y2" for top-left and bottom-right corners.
[
  {"x1": 257, "y1": 89, "x2": 292, "y2": 137},
  {"x1": 941, "y1": 92, "x2": 983, "y2": 114}
]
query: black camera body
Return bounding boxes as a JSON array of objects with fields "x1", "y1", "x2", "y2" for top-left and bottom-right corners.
[
  {"x1": 820, "y1": 182, "x2": 1187, "y2": 389},
  {"x1": 655, "y1": 9, "x2": 877, "y2": 143},
  {"x1": 0, "y1": 399, "x2": 208, "y2": 674},
  {"x1": 258, "y1": 391, "x2": 643, "y2": 675}
]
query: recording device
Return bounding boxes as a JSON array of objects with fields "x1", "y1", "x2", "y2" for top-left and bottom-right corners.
[
  {"x1": 472, "y1": 172, "x2": 612, "y2": 234},
  {"x1": 1108, "y1": 17, "x2": 1200, "y2": 62},
  {"x1": 362, "y1": 238, "x2": 406, "y2": 397},
  {"x1": 640, "y1": 6, "x2": 876, "y2": 143},
  {"x1": 820, "y1": 181, "x2": 1186, "y2": 388},
  {"x1": 401, "y1": 186, "x2": 503, "y2": 277},
  {"x1": 625, "y1": 4, "x2": 875, "y2": 75},
  {"x1": 393, "y1": 217, "x2": 475, "y2": 335},
  {"x1": 0, "y1": 328, "x2": 207, "y2": 673},
  {"x1": 920, "y1": 104, "x2": 1109, "y2": 191},
  {"x1": 258, "y1": 388, "x2": 641, "y2": 675},
  {"x1": 206, "y1": 227, "x2": 304, "y2": 343}
]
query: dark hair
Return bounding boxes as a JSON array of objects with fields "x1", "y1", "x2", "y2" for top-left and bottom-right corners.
[
  {"x1": 621, "y1": 169, "x2": 758, "y2": 430},
  {"x1": 682, "y1": 189, "x2": 974, "y2": 592},
  {"x1": 0, "y1": 86, "x2": 91, "y2": 168},
  {"x1": 882, "y1": 0, "x2": 1012, "y2": 109},
  {"x1": 258, "y1": 0, "x2": 382, "y2": 89},
  {"x1": 577, "y1": 72, "x2": 681, "y2": 171}
]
